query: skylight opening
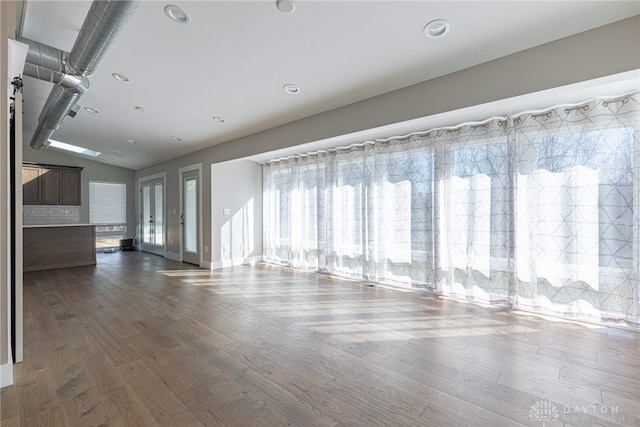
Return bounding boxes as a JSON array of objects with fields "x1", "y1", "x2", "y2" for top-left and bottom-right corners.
[{"x1": 47, "y1": 139, "x2": 101, "y2": 157}]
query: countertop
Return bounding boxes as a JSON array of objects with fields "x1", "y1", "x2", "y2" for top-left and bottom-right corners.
[{"x1": 23, "y1": 224, "x2": 94, "y2": 228}]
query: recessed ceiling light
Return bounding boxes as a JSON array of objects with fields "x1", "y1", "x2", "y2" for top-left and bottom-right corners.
[
  {"x1": 112, "y1": 72, "x2": 130, "y2": 82},
  {"x1": 126, "y1": 139, "x2": 137, "y2": 144},
  {"x1": 171, "y1": 136, "x2": 182, "y2": 141},
  {"x1": 110, "y1": 148, "x2": 124, "y2": 157},
  {"x1": 83, "y1": 106, "x2": 99, "y2": 114},
  {"x1": 134, "y1": 106, "x2": 146, "y2": 112},
  {"x1": 276, "y1": 0, "x2": 295, "y2": 14},
  {"x1": 423, "y1": 19, "x2": 450, "y2": 38},
  {"x1": 283, "y1": 84, "x2": 300, "y2": 95},
  {"x1": 164, "y1": 5, "x2": 191, "y2": 24},
  {"x1": 212, "y1": 116, "x2": 226, "y2": 123}
]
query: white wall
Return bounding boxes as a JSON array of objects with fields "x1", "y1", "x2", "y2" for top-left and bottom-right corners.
[
  {"x1": 134, "y1": 16, "x2": 639, "y2": 271},
  {"x1": 211, "y1": 160, "x2": 262, "y2": 269}
]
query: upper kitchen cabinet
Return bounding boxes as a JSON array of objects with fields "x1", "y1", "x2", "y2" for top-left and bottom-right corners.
[
  {"x1": 22, "y1": 165, "x2": 42, "y2": 205},
  {"x1": 23, "y1": 163, "x2": 83, "y2": 206}
]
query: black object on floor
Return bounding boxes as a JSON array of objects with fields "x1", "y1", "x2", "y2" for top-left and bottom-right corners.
[{"x1": 120, "y1": 238, "x2": 135, "y2": 251}]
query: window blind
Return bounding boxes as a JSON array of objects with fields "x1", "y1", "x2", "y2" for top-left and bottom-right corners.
[{"x1": 89, "y1": 181, "x2": 126, "y2": 224}]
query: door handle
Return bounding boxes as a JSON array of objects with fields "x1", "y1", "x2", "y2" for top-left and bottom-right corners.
[{"x1": 180, "y1": 213, "x2": 184, "y2": 225}]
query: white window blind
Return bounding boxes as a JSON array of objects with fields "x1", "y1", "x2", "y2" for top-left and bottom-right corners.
[{"x1": 89, "y1": 181, "x2": 126, "y2": 224}]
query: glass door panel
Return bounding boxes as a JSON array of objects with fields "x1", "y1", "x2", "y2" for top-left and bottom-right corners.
[
  {"x1": 154, "y1": 182, "x2": 164, "y2": 247},
  {"x1": 181, "y1": 170, "x2": 200, "y2": 265},
  {"x1": 142, "y1": 185, "x2": 151, "y2": 246},
  {"x1": 140, "y1": 178, "x2": 164, "y2": 255}
]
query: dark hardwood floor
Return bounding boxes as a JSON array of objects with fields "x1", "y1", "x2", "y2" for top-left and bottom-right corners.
[{"x1": 1, "y1": 251, "x2": 638, "y2": 426}]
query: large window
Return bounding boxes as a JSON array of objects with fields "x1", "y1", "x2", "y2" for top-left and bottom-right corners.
[
  {"x1": 89, "y1": 181, "x2": 127, "y2": 248},
  {"x1": 263, "y1": 92, "x2": 639, "y2": 328}
]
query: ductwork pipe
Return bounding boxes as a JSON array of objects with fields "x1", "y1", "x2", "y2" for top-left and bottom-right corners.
[
  {"x1": 67, "y1": 0, "x2": 140, "y2": 77},
  {"x1": 30, "y1": 85, "x2": 87, "y2": 150},
  {"x1": 18, "y1": 37, "x2": 83, "y2": 89},
  {"x1": 23, "y1": 63, "x2": 88, "y2": 91},
  {"x1": 24, "y1": 0, "x2": 139, "y2": 149},
  {"x1": 18, "y1": 36, "x2": 67, "y2": 72}
]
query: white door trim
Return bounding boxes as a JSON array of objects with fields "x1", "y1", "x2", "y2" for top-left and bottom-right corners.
[{"x1": 178, "y1": 164, "x2": 203, "y2": 266}]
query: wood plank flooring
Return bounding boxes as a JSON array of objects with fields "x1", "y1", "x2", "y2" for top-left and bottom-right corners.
[{"x1": 2, "y1": 251, "x2": 639, "y2": 426}]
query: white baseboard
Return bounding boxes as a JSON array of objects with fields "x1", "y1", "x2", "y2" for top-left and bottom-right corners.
[
  {"x1": 1, "y1": 362, "x2": 13, "y2": 388},
  {"x1": 201, "y1": 259, "x2": 212, "y2": 269},
  {"x1": 211, "y1": 255, "x2": 263, "y2": 270},
  {"x1": 164, "y1": 252, "x2": 181, "y2": 262}
]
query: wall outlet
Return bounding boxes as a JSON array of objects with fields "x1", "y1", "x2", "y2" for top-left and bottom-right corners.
[
  {"x1": 169, "y1": 240, "x2": 174, "y2": 247},
  {"x1": 204, "y1": 246, "x2": 208, "y2": 253},
  {"x1": 223, "y1": 208, "x2": 230, "y2": 215}
]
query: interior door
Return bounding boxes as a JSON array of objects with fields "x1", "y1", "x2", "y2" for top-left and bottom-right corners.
[
  {"x1": 181, "y1": 170, "x2": 200, "y2": 265},
  {"x1": 140, "y1": 178, "x2": 164, "y2": 255}
]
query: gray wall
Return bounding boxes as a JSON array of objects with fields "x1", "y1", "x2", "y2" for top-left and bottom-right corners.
[
  {"x1": 23, "y1": 148, "x2": 136, "y2": 234},
  {"x1": 134, "y1": 15, "x2": 639, "y2": 270}
]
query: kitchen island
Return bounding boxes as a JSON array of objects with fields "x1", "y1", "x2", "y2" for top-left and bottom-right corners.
[{"x1": 23, "y1": 224, "x2": 96, "y2": 272}]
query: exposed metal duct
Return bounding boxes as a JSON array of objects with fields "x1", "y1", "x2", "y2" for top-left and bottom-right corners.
[
  {"x1": 67, "y1": 1, "x2": 139, "y2": 77},
  {"x1": 18, "y1": 37, "x2": 88, "y2": 91},
  {"x1": 24, "y1": 0, "x2": 139, "y2": 149},
  {"x1": 20, "y1": 37, "x2": 66, "y2": 72}
]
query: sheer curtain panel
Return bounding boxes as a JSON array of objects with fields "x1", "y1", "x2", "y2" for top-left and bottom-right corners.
[
  {"x1": 262, "y1": 92, "x2": 639, "y2": 327},
  {"x1": 514, "y1": 95, "x2": 639, "y2": 325}
]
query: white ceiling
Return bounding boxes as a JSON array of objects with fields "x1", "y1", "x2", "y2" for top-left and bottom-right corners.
[{"x1": 19, "y1": 1, "x2": 640, "y2": 170}]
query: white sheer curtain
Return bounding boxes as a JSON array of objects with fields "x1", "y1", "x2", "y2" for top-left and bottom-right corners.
[
  {"x1": 435, "y1": 119, "x2": 514, "y2": 303},
  {"x1": 325, "y1": 147, "x2": 367, "y2": 278},
  {"x1": 369, "y1": 137, "x2": 435, "y2": 288},
  {"x1": 262, "y1": 92, "x2": 640, "y2": 327},
  {"x1": 262, "y1": 160, "x2": 292, "y2": 263},
  {"x1": 514, "y1": 95, "x2": 639, "y2": 325}
]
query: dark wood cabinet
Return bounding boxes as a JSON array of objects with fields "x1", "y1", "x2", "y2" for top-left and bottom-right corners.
[
  {"x1": 22, "y1": 163, "x2": 83, "y2": 206},
  {"x1": 23, "y1": 225, "x2": 96, "y2": 271},
  {"x1": 62, "y1": 169, "x2": 81, "y2": 205},
  {"x1": 22, "y1": 166, "x2": 42, "y2": 204},
  {"x1": 40, "y1": 167, "x2": 63, "y2": 204}
]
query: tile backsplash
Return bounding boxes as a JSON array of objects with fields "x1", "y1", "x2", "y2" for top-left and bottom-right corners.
[{"x1": 23, "y1": 205, "x2": 80, "y2": 225}]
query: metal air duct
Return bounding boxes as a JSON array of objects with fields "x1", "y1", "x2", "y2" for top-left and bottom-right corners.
[{"x1": 25, "y1": 0, "x2": 139, "y2": 149}]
